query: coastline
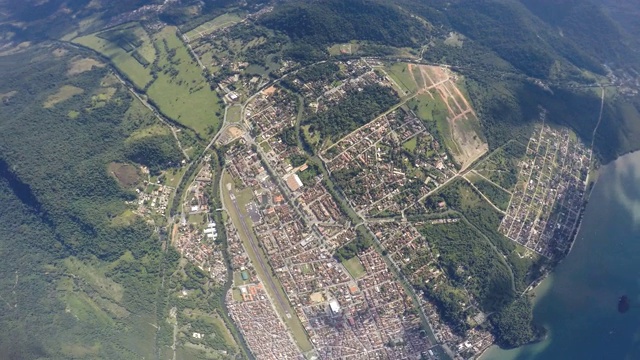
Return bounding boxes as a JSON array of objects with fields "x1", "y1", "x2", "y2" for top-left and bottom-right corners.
[{"x1": 478, "y1": 164, "x2": 601, "y2": 360}]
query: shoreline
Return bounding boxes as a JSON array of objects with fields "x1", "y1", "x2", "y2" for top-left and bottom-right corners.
[{"x1": 478, "y1": 164, "x2": 601, "y2": 360}]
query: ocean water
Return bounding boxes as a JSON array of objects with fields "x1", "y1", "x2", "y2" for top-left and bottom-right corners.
[{"x1": 482, "y1": 151, "x2": 640, "y2": 360}]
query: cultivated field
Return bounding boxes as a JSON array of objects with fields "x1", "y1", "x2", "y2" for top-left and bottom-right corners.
[{"x1": 73, "y1": 23, "x2": 155, "y2": 89}]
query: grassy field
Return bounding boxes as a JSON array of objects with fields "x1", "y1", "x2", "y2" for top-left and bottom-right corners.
[
  {"x1": 147, "y1": 27, "x2": 223, "y2": 138},
  {"x1": 402, "y1": 137, "x2": 418, "y2": 152},
  {"x1": 184, "y1": 13, "x2": 244, "y2": 41},
  {"x1": 327, "y1": 42, "x2": 360, "y2": 56},
  {"x1": 386, "y1": 63, "x2": 419, "y2": 94},
  {"x1": 342, "y1": 257, "x2": 365, "y2": 279},
  {"x1": 465, "y1": 172, "x2": 512, "y2": 211},
  {"x1": 473, "y1": 140, "x2": 527, "y2": 191},
  {"x1": 221, "y1": 172, "x2": 313, "y2": 352},
  {"x1": 408, "y1": 89, "x2": 462, "y2": 159},
  {"x1": 73, "y1": 23, "x2": 154, "y2": 89},
  {"x1": 226, "y1": 104, "x2": 242, "y2": 123},
  {"x1": 44, "y1": 85, "x2": 84, "y2": 108}
]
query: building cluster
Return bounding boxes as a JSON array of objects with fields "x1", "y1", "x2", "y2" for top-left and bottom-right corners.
[
  {"x1": 132, "y1": 181, "x2": 173, "y2": 218},
  {"x1": 498, "y1": 123, "x2": 590, "y2": 258},
  {"x1": 291, "y1": 59, "x2": 371, "y2": 99},
  {"x1": 368, "y1": 221, "x2": 496, "y2": 359},
  {"x1": 175, "y1": 160, "x2": 227, "y2": 283},
  {"x1": 322, "y1": 107, "x2": 456, "y2": 217},
  {"x1": 226, "y1": 282, "x2": 304, "y2": 360},
  {"x1": 186, "y1": 161, "x2": 214, "y2": 214},
  {"x1": 316, "y1": 68, "x2": 392, "y2": 114},
  {"x1": 224, "y1": 141, "x2": 432, "y2": 358},
  {"x1": 224, "y1": 210, "x2": 303, "y2": 359},
  {"x1": 243, "y1": 86, "x2": 310, "y2": 179}
]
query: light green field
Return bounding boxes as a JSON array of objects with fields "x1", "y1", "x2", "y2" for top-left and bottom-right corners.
[
  {"x1": 63, "y1": 257, "x2": 124, "y2": 302},
  {"x1": 147, "y1": 27, "x2": 223, "y2": 138},
  {"x1": 226, "y1": 104, "x2": 242, "y2": 123},
  {"x1": 73, "y1": 23, "x2": 154, "y2": 89},
  {"x1": 342, "y1": 257, "x2": 365, "y2": 279},
  {"x1": 328, "y1": 42, "x2": 359, "y2": 56},
  {"x1": 403, "y1": 137, "x2": 418, "y2": 152},
  {"x1": 44, "y1": 85, "x2": 84, "y2": 108},
  {"x1": 411, "y1": 90, "x2": 460, "y2": 157},
  {"x1": 386, "y1": 63, "x2": 419, "y2": 94},
  {"x1": 127, "y1": 124, "x2": 172, "y2": 142},
  {"x1": 184, "y1": 13, "x2": 244, "y2": 41},
  {"x1": 259, "y1": 141, "x2": 273, "y2": 153}
]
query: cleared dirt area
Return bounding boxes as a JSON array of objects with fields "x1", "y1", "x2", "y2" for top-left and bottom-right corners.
[
  {"x1": 216, "y1": 125, "x2": 245, "y2": 146},
  {"x1": 44, "y1": 85, "x2": 84, "y2": 108},
  {"x1": 68, "y1": 57, "x2": 105, "y2": 75},
  {"x1": 0, "y1": 90, "x2": 17, "y2": 101},
  {"x1": 52, "y1": 48, "x2": 69, "y2": 57},
  {"x1": 108, "y1": 162, "x2": 141, "y2": 188},
  {"x1": 409, "y1": 64, "x2": 488, "y2": 168},
  {"x1": 262, "y1": 86, "x2": 277, "y2": 96}
]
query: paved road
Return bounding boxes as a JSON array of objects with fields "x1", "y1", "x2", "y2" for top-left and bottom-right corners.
[{"x1": 227, "y1": 189, "x2": 291, "y2": 318}]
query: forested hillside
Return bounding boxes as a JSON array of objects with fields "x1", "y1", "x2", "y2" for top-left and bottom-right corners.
[
  {"x1": 259, "y1": 0, "x2": 431, "y2": 48},
  {"x1": 520, "y1": 0, "x2": 640, "y2": 68},
  {"x1": 0, "y1": 44, "x2": 182, "y2": 358}
]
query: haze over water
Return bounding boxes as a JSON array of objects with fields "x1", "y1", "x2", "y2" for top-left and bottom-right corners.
[{"x1": 483, "y1": 151, "x2": 640, "y2": 360}]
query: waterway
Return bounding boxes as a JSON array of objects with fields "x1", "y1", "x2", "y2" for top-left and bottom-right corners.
[{"x1": 482, "y1": 151, "x2": 640, "y2": 360}]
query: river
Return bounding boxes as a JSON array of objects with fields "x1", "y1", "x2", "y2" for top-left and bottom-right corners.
[{"x1": 482, "y1": 151, "x2": 640, "y2": 360}]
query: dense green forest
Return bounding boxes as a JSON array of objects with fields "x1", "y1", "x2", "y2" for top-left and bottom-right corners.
[
  {"x1": 520, "y1": 0, "x2": 640, "y2": 68},
  {"x1": 303, "y1": 84, "x2": 398, "y2": 145},
  {"x1": 258, "y1": 0, "x2": 430, "y2": 49},
  {"x1": 0, "y1": 44, "x2": 183, "y2": 358}
]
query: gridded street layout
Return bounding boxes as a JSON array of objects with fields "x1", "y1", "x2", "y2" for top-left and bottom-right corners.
[{"x1": 498, "y1": 124, "x2": 590, "y2": 258}]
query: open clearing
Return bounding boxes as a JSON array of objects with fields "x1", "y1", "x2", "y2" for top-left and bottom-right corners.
[
  {"x1": 52, "y1": 48, "x2": 69, "y2": 57},
  {"x1": 68, "y1": 57, "x2": 105, "y2": 75},
  {"x1": 386, "y1": 62, "x2": 418, "y2": 94},
  {"x1": 184, "y1": 13, "x2": 244, "y2": 42},
  {"x1": 44, "y1": 85, "x2": 84, "y2": 108},
  {"x1": 405, "y1": 63, "x2": 488, "y2": 168},
  {"x1": 0, "y1": 90, "x2": 17, "y2": 101},
  {"x1": 342, "y1": 257, "x2": 365, "y2": 279},
  {"x1": 108, "y1": 162, "x2": 141, "y2": 188},
  {"x1": 63, "y1": 257, "x2": 125, "y2": 303},
  {"x1": 147, "y1": 26, "x2": 223, "y2": 138},
  {"x1": 226, "y1": 104, "x2": 242, "y2": 123},
  {"x1": 73, "y1": 23, "x2": 154, "y2": 89}
]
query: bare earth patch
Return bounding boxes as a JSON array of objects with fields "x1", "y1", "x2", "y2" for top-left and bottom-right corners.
[
  {"x1": 216, "y1": 125, "x2": 245, "y2": 146},
  {"x1": 0, "y1": 41, "x2": 31, "y2": 56},
  {"x1": 0, "y1": 90, "x2": 17, "y2": 102},
  {"x1": 43, "y1": 85, "x2": 84, "y2": 108},
  {"x1": 68, "y1": 57, "x2": 105, "y2": 75},
  {"x1": 108, "y1": 162, "x2": 141, "y2": 188},
  {"x1": 410, "y1": 65, "x2": 488, "y2": 168},
  {"x1": 262, "y1": 85, "x2": 277, "y2": 96},
  {"x1": 52, "y1": 48, "x2": 69, "y2": 57}
]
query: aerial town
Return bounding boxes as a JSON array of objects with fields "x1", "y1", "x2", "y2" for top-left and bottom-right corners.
[
  {"x1": 223, "y1": 141, "x2": 433, "y2": 359},
  {"x1": 115, "y1": 48, "x2": 595, "y2": 358},
  {"x1": 498, "y1": 122, "x2": 591, "y2": 258},
  {"x1": 173, "y1": 159, "x2": 229, "y2": 282},
  {"x1": 322, "y1": 107, "x2": 457, "y2": 218}
]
